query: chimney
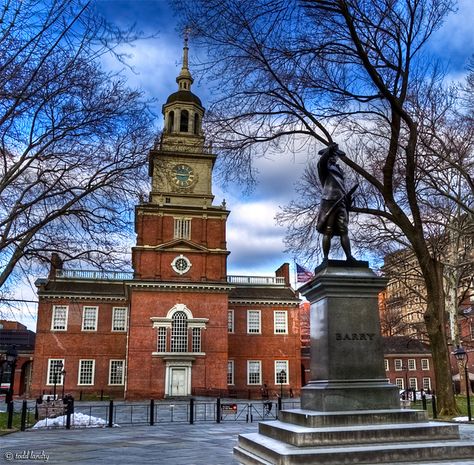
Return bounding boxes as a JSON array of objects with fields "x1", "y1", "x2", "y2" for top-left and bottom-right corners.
[
  {"x1": 275, "y1": 263, "x2": 290, "y2": 287},
  {"x1": 48, "y1": 253, "x2": 63, "y2": 279}
]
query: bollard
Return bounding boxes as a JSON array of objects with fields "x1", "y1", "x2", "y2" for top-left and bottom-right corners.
[
  {"x1": 189, "y1": 398, "x2": 194, "y2": 425},
  {"x1": 216, "y1": 398, "x2": 221, "y2": 424},
  {"x1": 7, "y1": 401, "x2": 14, "y2": 429},
  {"x1": 66, "y1": 400, "x2": 72, "y2": 430},
  {"x1": 79, "y1": 390, "x2": 83, "y2": 401},
  {"x1": 422, "y1": 393, "x2": 427, "y2": 410},
  {"x1": 108, "y1": 400, "x2": 114, "y2": 428},
  {"x1": 35, "y1": 402, "x2": 39, "y2": 420},
  {"x1": 431, "y1": 394, "x2": 437, "y2": 419},
  {"x1": 150, "y1": 399, "x2": 155, "y2": 426},
  {"x1": 100, "y1": 389, "x2": 104, "y2": 401},
  {"x1": 20, "y1": 400, "x2": 27, "y2": 431}
]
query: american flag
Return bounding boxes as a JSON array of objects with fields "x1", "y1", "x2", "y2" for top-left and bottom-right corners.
[{"x1": 296, "y1": 263, "x2": 313, "y2": 283}]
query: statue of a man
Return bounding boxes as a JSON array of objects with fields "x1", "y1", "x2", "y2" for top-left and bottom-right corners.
[{"x1": 316, "y1": 143, "x2": 356, "y2": 262}]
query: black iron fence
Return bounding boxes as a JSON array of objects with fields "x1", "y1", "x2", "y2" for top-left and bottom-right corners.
[{"x1": 3, "y1": 398, "x2": 300, "y2": 430}]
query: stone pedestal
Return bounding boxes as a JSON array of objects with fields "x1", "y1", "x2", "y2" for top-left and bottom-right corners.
[
  {"x1": 299, "y1": 260, "x2": 399, "y2": 411},
  {"x1": 234, "y1": 260, "x2": 474, "y2": 465}
]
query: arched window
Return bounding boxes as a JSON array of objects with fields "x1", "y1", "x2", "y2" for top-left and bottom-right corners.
[
  {"x1": 194, "y1": 113, "x2": 199, "y2": 135},
  {"x1": 180, "y1": 109, "x2": 189, "y2": 132},
  {"x1": 168, "y1": 111, "x2": 174, "y2": 133},
  {"x1": 171, "y1": 311, "x2": 188, "y2": 352}
]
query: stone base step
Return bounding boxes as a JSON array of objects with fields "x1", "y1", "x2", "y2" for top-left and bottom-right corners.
[
  {"x1": 235, "y1": 433, "x2": 474, "y2": 465},
  {"x1": 259, "y1": 420, "x2": 460, "y2": 446}
]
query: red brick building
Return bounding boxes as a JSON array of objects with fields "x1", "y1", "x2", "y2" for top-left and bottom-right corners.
[{"x1": 31, "y1": 40, "x2": 301, "y2": 400}]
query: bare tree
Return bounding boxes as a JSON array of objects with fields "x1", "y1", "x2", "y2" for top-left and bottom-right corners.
[
  {"x1": 0, "y1": 0, "x2": 154, "y2": 299},
  {"x1": 173, "y1": 0, "x2": 474, "y2": 414}
]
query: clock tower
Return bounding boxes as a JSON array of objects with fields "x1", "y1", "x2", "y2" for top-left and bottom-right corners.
[{"x1": 126, "y1": 36, "x2": 231, "y2": 399}]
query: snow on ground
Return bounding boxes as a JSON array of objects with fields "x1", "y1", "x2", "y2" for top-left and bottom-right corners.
[
  {"x1": 33, "y1": 413, "x2": 119, "y2": 428},
  {"x1": 453, "y1": 416, "x2": 471, "y2": 422}
]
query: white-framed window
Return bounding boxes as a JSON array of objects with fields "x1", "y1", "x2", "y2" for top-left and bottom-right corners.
[
  {"x1": 78, "y1": 360, "x2": 95, "y2": 385},
  {"x1": 228, "y1": 309, "x2": 234, "y2": 333},
  {"x1": 470, "y1": 320, "x2": 474, "y2": 340},
  {"x1": 274, "y1": 311, "x2": 288, "y2": 334},
  {"x1": 112, "y1": 307, "x2": 128, "y2": 331},
  {"x1": 47, "y1": 359, "x2": 64, "y2": 385},
  {"x1": 192, "y1": 327, "x2": 201, "y2": 352},
  {"x1": 394, "y1": 359, "x2": 403, "y2": 371},
  {"x1": 171, "y1": 311, "x2": 188, "y2": 352},
  {"x1": 408, "y1": 359, "x2": 416, "y2": 370},
  {"x1": 109, "y1": 360, "x2": 125, "y2": 385},
  {"x1": 275, "y1": 360, "x2": 289, "y2": 385},
  {"x1": 409, "y1": 377, "x2": 418, "y2": 390},
  {"x1": 395, "y1": 378, "x2": 404, "y2": 389},
  {"x1": 247, "y1": 360, "x2": 262, "y2": 385},
  {"x1": 82, "y1": 306, "x2": 98, "y2": 331},
  {"x1": 174, "y1": 218, "x2": 191, "y2": 239},
  {"x1": 157, "y1": 327, "x2": 167, "y2": 352},
  {"x1": 51, "y1": 306, "x2": 68, "y2": 331},
  {"x1": 421, "y1": 358, "x2": 430, "y2": 370},
  {"x1": 227, "y1": 360, "x2": 234, "y2": 385},
  {"x1": 422, "y1": 377, "x2": 432, "y2": 390},
  {"x1": 247, "y1": 310, "x2": 261, "y2": 334},
  {"x1": 384, "y1": 359, "x2": 389, "y2": 371}
]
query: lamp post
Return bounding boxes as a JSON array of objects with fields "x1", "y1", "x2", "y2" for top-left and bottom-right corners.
[
  {"x1": 61, "y1": 367, "x2": 66, "y2": 400},
  {"x1": 279, "y1": 369, "x2": 286, "y2": 399},
  {"x1": 402, "y1": 364, "x2": 409, "y2": 400},
  {"x1": 5, "y1": 345, "x2": 18, "y2": 404},
  {"x1": 453, "y1": 345, "x2": 472, "y2": 422},
  {"x1": 53, "y1": 361, "x2": 63, "y2": 400}
]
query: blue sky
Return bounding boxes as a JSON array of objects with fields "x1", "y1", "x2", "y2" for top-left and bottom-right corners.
[{"x1": 9, "y1": 0, "x2": 474, "y2": 329}]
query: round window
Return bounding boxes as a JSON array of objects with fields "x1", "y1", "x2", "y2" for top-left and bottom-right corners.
[{"x1": 171, "y1": 255, "x2": 192, "y2": 275}]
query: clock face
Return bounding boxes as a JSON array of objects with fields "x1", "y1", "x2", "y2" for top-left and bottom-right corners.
[{"x1": 172, "y1": 164, "x2": 195, "y2": 188}]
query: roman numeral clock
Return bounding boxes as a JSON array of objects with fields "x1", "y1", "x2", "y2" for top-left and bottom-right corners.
[{"x1": 170, "y1": 163, "x2": 197, "y2": 190}]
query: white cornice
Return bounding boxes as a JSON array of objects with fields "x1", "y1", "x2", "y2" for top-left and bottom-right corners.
[
  {"x1": 127, "y1": 281, "x2": 233, "y2": 292},
  {"x1": 38, "y1": 294, "x2": 126, "y2": 301},
  {"x1": 228, "y1": 299, "x2": 299, "y2": 306}
]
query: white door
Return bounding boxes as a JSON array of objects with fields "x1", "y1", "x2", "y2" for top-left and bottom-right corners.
[{"x1": 170, "y1": 368, "x2": 187, "y2": 396}]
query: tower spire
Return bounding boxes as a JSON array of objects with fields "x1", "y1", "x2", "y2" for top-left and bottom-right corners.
[{"x1": 177, "y1": 28, "x2": 193, "y2": 91}]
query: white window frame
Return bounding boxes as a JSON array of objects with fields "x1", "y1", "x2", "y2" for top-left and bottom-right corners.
[
  {"x1": 247, "y1": 360, "x2": 262, "y2": 385},
  {"x1": 47, "y1": 359, "x2": 65, "y2": 385},
  {"x1": 109, "y1": 360, "x2": 125, "y2": 386},
  {"x1": 422, "y1": 377, "x2": 432, "y2": 391},
  {"x1": 112, "y1": 307, "x2": 128, "y2": 332},
  {"x1": 78, "y1": 360, "x2": 95, "y2": 386},
  {"x1": 408, "y1": 359, "x2": 416, "y2": 371},
  {"x1": 191, "y1": 327, "x2": 201, "y2": 353},
  {"x1": 274, "y1": 360, "x2": 289, "y2": 385},
  {"x1": 247, "y1": 310, "x2": 261, "y2": 334},
  {"x1": 421, "y1": 358, "x2": 430, "y2": 370},
  {"x1": 384, "y1": 359, "x2": 389, "y2": 371},
  {"x1": 409, "y1": 377, "x2": 418, "y2": 390},
  {"x1": 228, "y1": 309, "x2": 234, "y2": 333},
  {"x1": 394, "y1": 359, "x2": 403, "y2": 371},
  {"x1": 82, "y1": 306, "x2": 98, "y2": 331},
  {"x1": 274, "y1": 311, "x2": 288, "y2": 334},
  {"x1": 395, "y1": 377, "x2": 404, "y2": 389},
  {"x1": 227, "y1": 360, "x2": 234, "y2": 385},
  {"x1": 174, "y1": 217, "x2": 191, "y2": 239},
  {"x1": 157, "y1": 327, "x2": 167, "y2": 352},
  {"x1": 51, "y1": 306, "x2": 68, "y2": 331}
]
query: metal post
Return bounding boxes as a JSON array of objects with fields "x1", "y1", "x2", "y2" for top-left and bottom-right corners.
[
  {"x1": 465, "y1": 365, "x2": 472, "y2": 422},
  {"x1": 108, "y1": 400, "x2": 114, "y2": 427},
  {"x1": 189, "y1": 398, "x2": 194, "y2": 425},
  {"x1": 7, "y1": 401, "x2": 14, "y2": 429},
  {"x1": 422, "y1": 393, "x2": 427, "y2": 410},
  {"x1": 150, "y1": 399, "x2": 155, "y2": 426},
  {"x1": 53, "y1": 372, "x2": 58, "y2": 400},
  {"x1": 431, "y1": 393, "x2": 437, "y2": 419},
  {"x1": 216, "y1": 397, "x2": 221, "y2": 423},
  {"x1": 20, "y1": 400, "x2": 27, "y2": 431}
]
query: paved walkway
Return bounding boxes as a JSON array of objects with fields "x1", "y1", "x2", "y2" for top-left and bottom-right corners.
[{"x1": 2, "y1": 420, "x2": 474, "y2": 465}]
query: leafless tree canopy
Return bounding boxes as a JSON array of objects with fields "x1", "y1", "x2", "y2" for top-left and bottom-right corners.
[
  {"x1": 0, "y1": 0, "x2": 155, "y2": 293},
  {"x1": 174, "y1": 0, "x2": 473, "y2": 414}
]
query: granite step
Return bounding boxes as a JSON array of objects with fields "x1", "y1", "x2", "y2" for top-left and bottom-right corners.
[{"x1": 259, "y1": 419, "x2": 460, "y2": 446}]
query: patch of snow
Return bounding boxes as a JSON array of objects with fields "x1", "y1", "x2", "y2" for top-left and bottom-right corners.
[
  {"x1": 453, "y1": 416, "x2": 470, "y2": 422},
  {"x1": 32, "y1": 412, "x2": 119, "y2": 428}
]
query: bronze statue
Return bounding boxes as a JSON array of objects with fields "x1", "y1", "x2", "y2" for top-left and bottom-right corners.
[{"x1": 316, "y1": 143, "x2": 357, "y2": 262}]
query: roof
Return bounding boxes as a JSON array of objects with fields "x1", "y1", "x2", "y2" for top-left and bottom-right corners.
[
  {"x1": 166, "y1": 90, "x2": 202, "y2": 106},
  {"x1": 229, "y1": 286, "x2": 298, "y2": 302},
  {"x1": 382, "y1": 336, "x2": 431, "y2": 354},
  {"x1": 37, "y1": 280, "x2": 126, "y2": 298},
  {"x1": 0, "y1": 329, "x2": 36, "y2": 351}
]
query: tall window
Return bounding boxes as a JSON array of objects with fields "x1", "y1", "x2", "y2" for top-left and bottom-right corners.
[
  {"x1": 394, "y1": 359, "x2": 403, "y2": 371},
  {"x1": 78, "y1": 360, "x2": 95, "y2": 385},
  {"x1": 109, "y1": 360, "x2": 125, "y2": 385},
  {"x1": 194, "y1": 113, "x2": 199, "y2": 135},
  {"x1": 395, "y1": 378, "x2": 404, "y2": 389},
  {"x1": 112, "y1": 307, "x2": 127, "y2": 331},
  {"x1": 408, "y1": 359, "x2": 416, "y2": 370},
  {"x1": 157, "y1": 327, "x2": 167, "y2": 352},
  {"x1": 422, "y1": 377, "x2": 431, "y2": 390},
  {"x1": 180, "y1": 109, "x2": 189, "y2": 132},
  {"x1": 192, "y1": 327, "x2": 201, "y2": 352},
  {"x1": 82, "y1": 306, "x2": 98, "y2": 331},
  {"x1": 409, "y1": 377, "x2": 418, "y2": 390},
  {"x1": 227, "y1": 360, "x2": 234, "y2": 385},
  {"x1": 470, "y1": 321, "x2": 474, "y2": 340},
  {"x1": 384, "y1": 359, "x2": 389, "y2": 371},
  {"x1": 274, "y1": 311, "x2": 288, "y2": 334},
  {"x1": 421, "y1": 359, "x2": 430, "y2": 370},
  {"x1": 171, "y1": 311, "x2": 188, "y2": 352},
  {"x1": 51, "y1": 306, "x2": 68, "y2": 331},
  {"x1": 275, "y1": 360, "x2": 289, "y2": 385},
  {"x1": 247, "y1": 360, "x2": 262, "y2": 385},
  {"x1": 174, "y1": 218, "x2": 191, "y2": 239},
  {"x1": 247, "y1": 310, "x2": 261, "y2": 334},
  {"x1": 167, "y1": 111, "x2": 174, "y2": 132},
  {"x1": 227, "y1": 310, "x2": 234, "y2": 333},
  {"x1": 47, "y1": 359, "x2": 64, "y2": 385}
]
